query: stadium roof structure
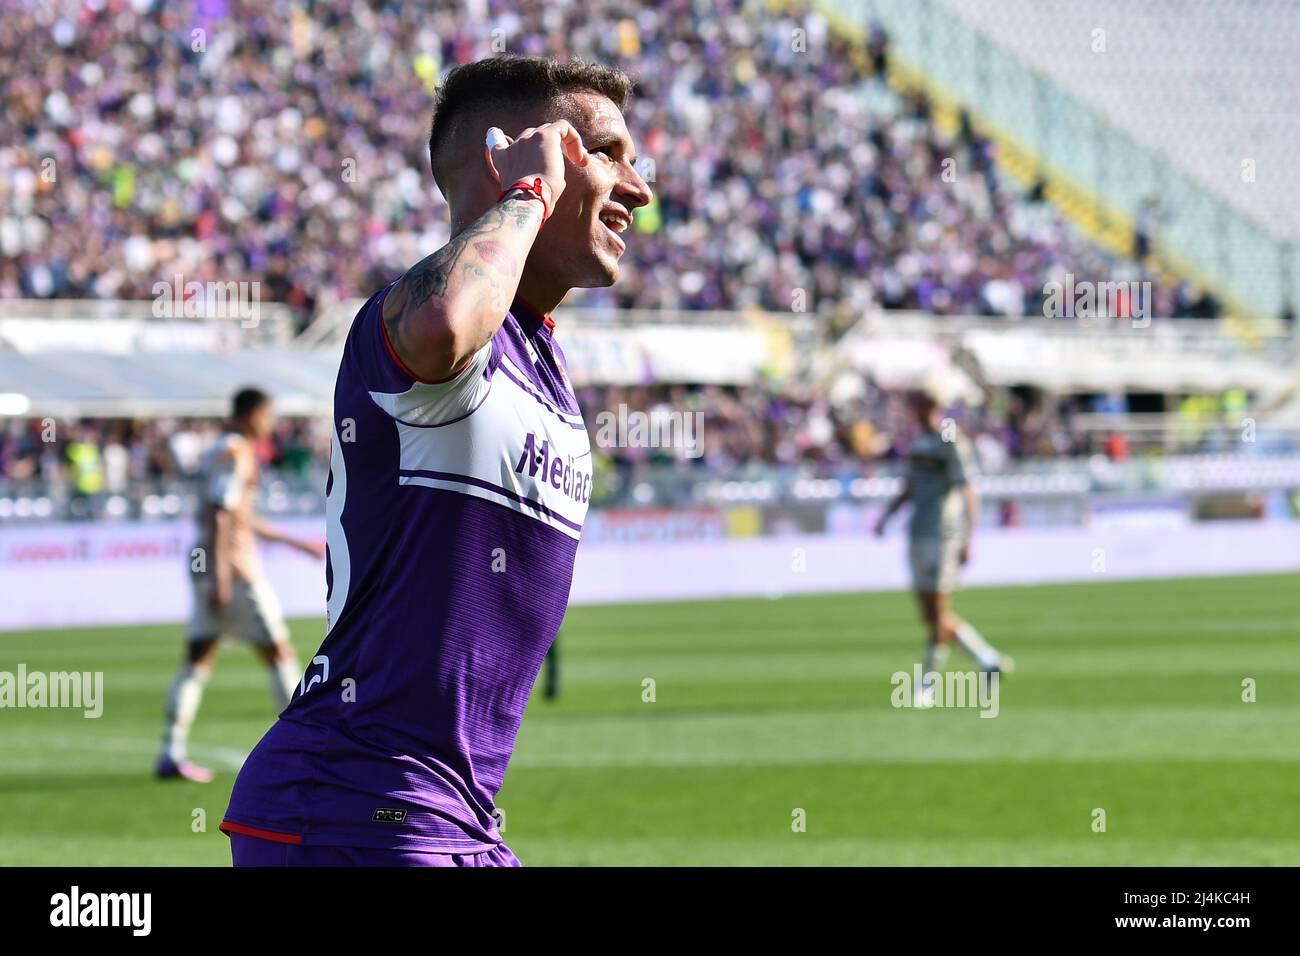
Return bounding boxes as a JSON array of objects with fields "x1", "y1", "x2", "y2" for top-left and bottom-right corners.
[
  {"x1": 0, "y1": 299, "x2": 297, "y2": 349},
  {"x1": 3, "y1": 299, "x2": 1294, "y2": 419},
  {"x1": 0, "y1": 293, "x2": 804, "y2": 418},
  {"x1": 0, "y1": 347, "x2": 339, "y2": 419},
  {"x1": 836, "y1": 312, "x2": 1297, "y2": 398},
  {"x1": 0, "y1": 299, "x2": 328, "y2": 418}
]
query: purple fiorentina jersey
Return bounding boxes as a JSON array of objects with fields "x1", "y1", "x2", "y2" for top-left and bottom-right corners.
[{"x1": 222, "y1": 284, "x2": 591, "y2": 853}]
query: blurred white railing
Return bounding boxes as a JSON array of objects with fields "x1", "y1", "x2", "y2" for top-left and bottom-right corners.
[{"x1": 0, "y1": 297, "x2": 298, "y2": 350}]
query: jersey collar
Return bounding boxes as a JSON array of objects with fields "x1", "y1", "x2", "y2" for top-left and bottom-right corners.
[{"x1": 511, "y1": 296, "x2": 555, "y2": 335}]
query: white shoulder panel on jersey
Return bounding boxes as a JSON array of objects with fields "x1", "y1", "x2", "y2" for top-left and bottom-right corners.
[
  {"x1": 495, "y1": 355, "x2": 586, "y2": 428},
  {"x1": 368, "y1": 340, "x2": 495, "y2": 426},
  {"x1": 379, "y1": 361, "x2": 592, "y2": 541}
]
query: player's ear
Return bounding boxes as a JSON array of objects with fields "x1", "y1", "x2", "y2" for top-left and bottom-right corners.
[{"x1": 484, "y1": 126, "x2": 513, "y2": 184}]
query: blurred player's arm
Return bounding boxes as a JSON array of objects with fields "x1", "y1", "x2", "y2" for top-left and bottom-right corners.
[
  {"x1": 382, "y1": 122, "x2": 586, "y2": 382},
  {"x1": 202, "y1": 446, "x2": 243, "y2": 611},
  {"x1": 208, "y1": 506, "x2": 235, "y2": 611},
  {"x1": 253, "y1": 518, "x2": 325, "y2": 559},
  {"x1": 953, "y1": 437, "x2": 978, "y2": 564},
  {"x1": 960, "y1": 484, "x2": 979, "y2": 564},
  {"x1": 874, "y1": 480, "x2": 911, "y2": 536}
]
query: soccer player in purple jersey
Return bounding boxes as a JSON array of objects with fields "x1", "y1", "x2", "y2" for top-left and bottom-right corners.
[{"x1": 219, "y1": 55, "x2": 652, "y2": 866}]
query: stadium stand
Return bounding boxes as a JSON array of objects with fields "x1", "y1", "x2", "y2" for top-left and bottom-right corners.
[
  {"x1": 2, "y1": 0, "x2": 1213, "y2": 318},
  {"x1": 2, "y1": 1, "x2": 1297, "y2": 526},
  {"x1": 835, "y1": 0, "x2": 1300, "y2": 319}
]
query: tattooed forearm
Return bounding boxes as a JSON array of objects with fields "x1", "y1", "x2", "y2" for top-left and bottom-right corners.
[
  {"x1": 472, "y1": 240, "x2": 519, "y2": 273},
  {"x1": 383, "y1": 196, "x2": 543, "y2": 378},
  {"x1": 402, "y1": 197, "x2": 540, "y2": 312}
]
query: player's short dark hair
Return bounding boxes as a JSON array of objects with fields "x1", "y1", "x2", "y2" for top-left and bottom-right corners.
[
  {"x1": 427, "y1": 55, "x2": 633, "y2": 197},
  {"x1": 232, "y1": 387, "x2": 270, "y2": 420},
  {"x1": 907, "y1": 389, "x2": 941, "y2": 412}
]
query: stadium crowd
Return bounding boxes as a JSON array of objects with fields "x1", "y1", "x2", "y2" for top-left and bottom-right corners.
[
  {"x1": 1, "y1": 0, "x2": 1209, "y2": 324},
  {"x1": 0, "y1": 0, "x2": 1246, "y2": 521}
]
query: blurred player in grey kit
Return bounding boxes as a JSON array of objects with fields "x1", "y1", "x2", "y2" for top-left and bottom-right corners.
[{"x1": 876, "y1": 390, "x2": 1013, "y2": 705}]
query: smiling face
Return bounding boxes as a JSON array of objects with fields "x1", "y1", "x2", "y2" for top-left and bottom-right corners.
[{"x1": 521, "y1": 91, "x2": 653, "y2": 297}]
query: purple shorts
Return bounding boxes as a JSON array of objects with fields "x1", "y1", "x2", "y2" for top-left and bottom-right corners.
[{"x1": 228, "y1": 832, "x2": 521, "y2": 867}]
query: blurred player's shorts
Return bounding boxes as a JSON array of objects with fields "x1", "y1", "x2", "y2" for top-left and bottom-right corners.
[
  {"x1": 908, "y1": 537, "x2": 962, "y2": 594},
  {"x1": 188, "y1": 574, "x2": 289, "y2": 646}
]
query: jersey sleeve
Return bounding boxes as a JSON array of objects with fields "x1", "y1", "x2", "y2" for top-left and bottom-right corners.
[
  {"x1": 351, "y1": 282, "x2": 502, "y2": 425},
  {"x1": 202, "y1": 443, "x2": 244, "y2": 511}
]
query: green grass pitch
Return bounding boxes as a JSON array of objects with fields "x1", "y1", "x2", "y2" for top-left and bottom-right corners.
[{"x1": 1, "y1": 573, "x2": 1296, "y2": 866}]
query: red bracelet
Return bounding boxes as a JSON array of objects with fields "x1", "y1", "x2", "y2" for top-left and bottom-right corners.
[{"x1": 497, "y1": 178, "x2": 549, "y2": 224}]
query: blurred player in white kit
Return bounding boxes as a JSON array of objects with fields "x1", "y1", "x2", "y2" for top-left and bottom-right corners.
[
  {"x1": 155, "y1": 387, "x2": 325, "y2": 781},
  {"x1": 876, "y1": 390, "x2": 1013, "y2": 705}
]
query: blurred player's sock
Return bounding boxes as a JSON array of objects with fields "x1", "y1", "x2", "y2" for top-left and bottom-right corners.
[
  {"x1": 269, "y1": 657, "x2": 300, "y2": 710},
  {"x1": 923, "y1": 641, "x2": 949, "y2": 676},
  {"x1": 160, "y1": 662, "x2": 207, "y2": 764},
  {"x1": 918, "y1": 642, "x2": 948, "y2": 706},
  {"x1": 953, "y1": 620, "x2": 1003, "y2": 671}
]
